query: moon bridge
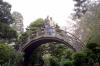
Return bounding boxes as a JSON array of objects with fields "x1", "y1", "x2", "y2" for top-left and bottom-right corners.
[
  {"x1": 18, "y1": 28, "x2": 84, "y2": 66},
  {"x1": 19, "y1": 28, "x2": 84, "y2": 52}
]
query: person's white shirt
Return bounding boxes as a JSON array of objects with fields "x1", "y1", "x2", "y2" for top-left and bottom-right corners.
[{"x1": 50, "y1": 17, "x2": 56, "y2": 27}]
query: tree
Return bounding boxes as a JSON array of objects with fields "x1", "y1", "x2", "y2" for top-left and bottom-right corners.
[
  {"x1": 72, "y1": 51, "x2": 87, "y2": 66},
  {"x1": 27, "y1": 18, "x2": 44, "y2": 31},
  {"x1": 0, "y1": 1, "x2": 24, "y2": 66},
  {"x1": 73, "y1": 0, "x2": 90, "y2": 18},
  {"x1": 0, "y1": 0, "x2": 13, "y2": 24},
  {"x1": 11, "y1": 11, "x2": 24, "y2": 34},
  {"x1": 63, "y1": 42, "x2": 100, "y2": 66},
  {"x1": 73, "y1": 1, "x2": 100, "y2": 44},
  {"x1": 0, "y1": 0, "x2": 17, "y2": 43},
  {"x1": 0, "y1": 44, "x2": 24, "y2": 66},
  {"x1": 0, "y1": 22, "x2": 17, "y2": 41}
]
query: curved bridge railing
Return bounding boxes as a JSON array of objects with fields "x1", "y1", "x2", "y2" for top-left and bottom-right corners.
[{"x1": 19, "y1": 28, "x2": 84, "y2": 51}]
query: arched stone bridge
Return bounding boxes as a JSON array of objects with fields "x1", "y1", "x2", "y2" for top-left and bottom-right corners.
[
  {"x1": 19, "y1": 28, "x2": 84, "y2": 66},
  {"x1": 20, "y1": 29, "x2": 84, "y2": 51}
]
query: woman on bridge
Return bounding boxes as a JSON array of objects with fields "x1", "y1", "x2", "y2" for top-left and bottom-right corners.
[
  {"x1": 44, "y1": 16, "x2": 51, "y2": 35},
  {"x1": 50, "y1": 17, "x2": 56, "y2": 36}
]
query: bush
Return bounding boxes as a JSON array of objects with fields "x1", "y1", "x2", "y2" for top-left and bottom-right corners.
[
  {"x1": 72, "y1": 52, "x2": 87, "y2": 66},
  {"x1": 63, "y1": 59, "x2": 74, "y2": 66},
  {"x1": 86, "y1": 43, "x2": 98, "y2": 50},
  {"x1": 0, "y1": 44, "x2": 24, "y2": 65},
  {"x1": 50, "y1": 57, "x2": 59, "y2": 66}
]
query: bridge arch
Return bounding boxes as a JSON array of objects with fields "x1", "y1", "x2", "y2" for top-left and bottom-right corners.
[
  {"x1": 23, "y1": 36, "x2": 76, "y2": 52},
  {"x1": 22, "y1": 36, "x2": 76, "y2": 66},
  {"x1": 20, "y1": 29, "x2": 84, "y2": 66}
]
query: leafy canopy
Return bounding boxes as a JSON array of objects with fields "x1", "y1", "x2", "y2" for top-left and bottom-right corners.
[
  {"x1": 0, "y1": 44, "x2": 24, "y2": 65},
  {"x1": 0, "y1": 22, "x2": 17, "y2": 40},
  {"x1": 0, "y1": 0, "x2": 13, "y2": 24}
]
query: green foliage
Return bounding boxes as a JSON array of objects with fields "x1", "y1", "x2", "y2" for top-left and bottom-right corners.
[
  {"x1": 85, "y1": 43, "x2": 100, "y2": 54},
  {"x1": 0, "y1": 22, "x2": 17, "y2": 40},
  {"x1": 28, "y1": 49, "x2": 42, "y2": 66},
  {"x1": 73, "y1": 0, "x2": 89, "y2": 18},
  {"x1": 0, "y1": 0, "x2": 17, "y2": 43},
  {"x1": 48, "y1": 43, "x2": 71, "y2": 61},
  {"x1": 0, "y1": 0, "x2": 3, "y2": 2},
  {"x1": 19, "y1": 18, "x2": 44, "y2": 41},
  {"x1": 64, "y1": 43, "x2": 100, "y2": 66},
  {"x1": 86, "y1": 43, "x2": 98, "y2": 50},
  {"x1": 0, "y1": 1, "x2": 13, "y2": 24},
  {"x1": 62, "y1": 59, "x2": 74, "y2": 66},
  {"x1": 50, "y1": 56, "x2": 59, "y2": 66},
  {"x1": 42, "y1": 54, "x2": 52, "y2": 66},
  {"x1": 74, "y1": 1, "x2": 100, "y2": 44},
  {"x1": 0, "y1": 44, "x2": 24, "y2": 65},
  {"x1": 93, "y1": 62, "x2": 99, "y2": 66},
  {"x1": 12, "y1": 11, "x2": 24, "y2": 34},
  {"x1": 88, "y1": 34, "x2": 100, "y2": 45},
  {"x1": 28, "y1": 42, "x2": 74, "y2": 66},
  {"x1": 28, "y1": 18, "x2": 44, "y2": 30},
  {"x1": 94, "y1": 47, "x2": 100, "y2": 54},
  {"x1": 72, "y1": 52, "x2": 87, "y2": 64}
]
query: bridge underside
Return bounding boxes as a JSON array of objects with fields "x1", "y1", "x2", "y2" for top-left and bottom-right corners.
[{"x1": 22, "y1": 37, "x2": 77, "y2": 66}]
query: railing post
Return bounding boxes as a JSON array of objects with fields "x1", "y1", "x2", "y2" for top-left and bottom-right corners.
[
  {"x1": 19, "y1": 43, "x2": 22, "y2": 51},
  {"x1": 36, "y1": 30, "x2": 39, "y2": 37},
  {"x1": 28, "y1": 34, "x2": 31, "y2": 42}
]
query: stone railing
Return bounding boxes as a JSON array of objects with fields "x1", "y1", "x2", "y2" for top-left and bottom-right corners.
[{"x1": 19, "y1": 28, "x2": 84, "y2": 51}]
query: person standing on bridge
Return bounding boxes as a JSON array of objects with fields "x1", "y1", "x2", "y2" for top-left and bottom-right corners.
[
  {"x1": 44, "y1": 16, "x2": 51, "y2": 35},
  {"x1": 50, "y1": 17, "x2": 56, "y2": 36}
]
